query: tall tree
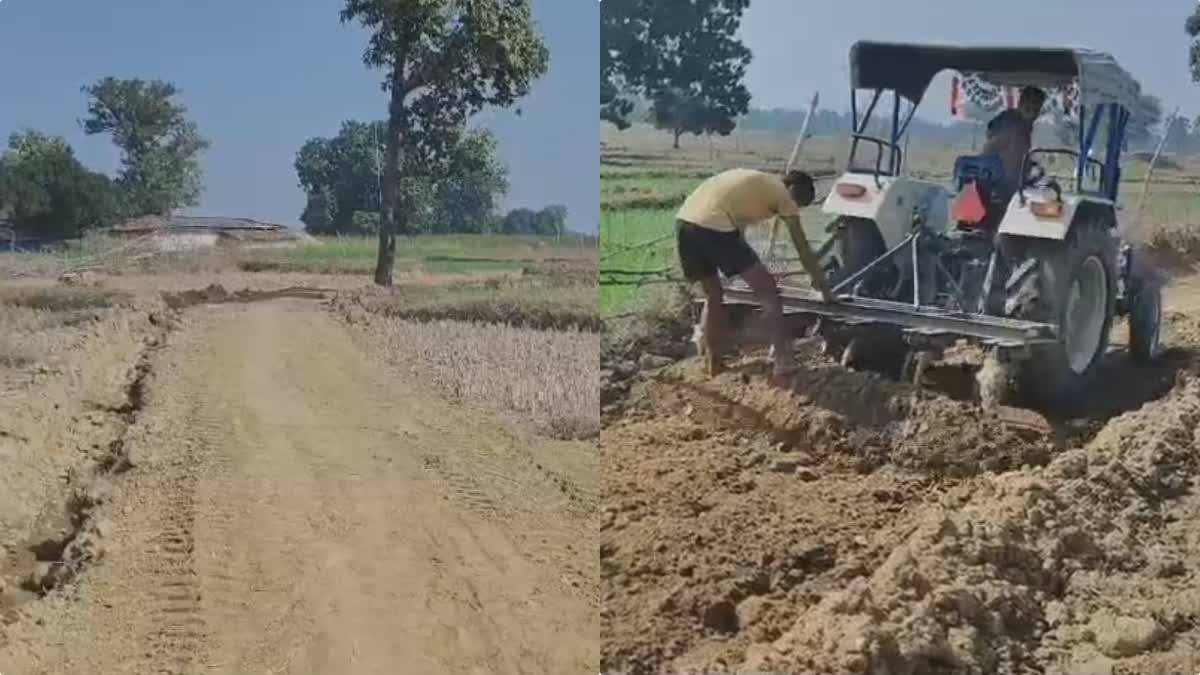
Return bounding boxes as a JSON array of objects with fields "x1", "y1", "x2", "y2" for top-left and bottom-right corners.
[
  {"x1": 0, "y1": 130, "x2": 121, "y2": 239},
  {"x1": 497, "y1": 204, "x2": 567, "y2": 235},
  {"x1": 644, "y1": 0, "x2": 752, "y2": 148},
  {"x1": 500, "y1": 206, "x2": 538, "y2": 234},
  {"x1": 600, "y1": 0, "x2": 648, "y2": 129},
  {"x1": 425, "y1": 128, "x2": 509, "y2": 233},
  {"x1": 602, "y1": 0, "x2": 752, "y2": 147},
  {"x1": 294, "y1": 121, "x2": 508, "y2": 235},
  {"x1": 1050, "y1": 91, "x2": 1161, "y2": 151},
  {"x1": 1126, "y1": 93, "x2": 1164, "y2": 148},
  {"x1": 80, "y1": 77, "x2": 210, "y2": 217},
  {"x1": 1188, "y1": 5, "x2": 1200, "y2": 83},
  {"x1": 300, "y1": 186, "x2": 338, "y2": 235},
  {"x1": 340, "y1": 0, "x2": 549, "y2": 286},
  {"x1": 295, "y1": 120, "x2": 387, "y2": 234},
  {"x1": 533, "y1": 203, "x2": 568, "y2": 236},
  {"x1": 1162, "y1": 115, "x2": 1192, "y2": 154}
]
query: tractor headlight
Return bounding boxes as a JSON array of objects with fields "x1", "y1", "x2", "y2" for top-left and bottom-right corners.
[{"x1": 1029, "y1": 200, "x2": 1063, "y2": 219}]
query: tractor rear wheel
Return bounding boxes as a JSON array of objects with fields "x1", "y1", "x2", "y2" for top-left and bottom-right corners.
[
  {"x1": 824, "y1": 217, "x2": 907, "y2": 377},
  {"x1": 1004, "y1": 221, "x2": 1118, "y2": 410},
  {"x1": 829, "y1": 217, "x2": 896, "y2": 295}
]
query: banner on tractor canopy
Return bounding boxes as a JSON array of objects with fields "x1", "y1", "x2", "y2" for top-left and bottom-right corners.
[{"x1": 950, "y1": 72, "x2": 1077, "y2": 120}]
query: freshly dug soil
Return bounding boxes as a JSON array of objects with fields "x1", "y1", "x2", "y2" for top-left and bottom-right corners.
[{"x1": 602, "y1": 309, "x2": 1200, "y2": 675}]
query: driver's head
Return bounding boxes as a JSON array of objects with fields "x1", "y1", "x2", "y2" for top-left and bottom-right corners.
[
  {"x1": 1018, "y1": 86, "x2": 1047, "y2": 122},
  {"x1": 783, "y1": 170, "x2": 815, "y2": 207}
]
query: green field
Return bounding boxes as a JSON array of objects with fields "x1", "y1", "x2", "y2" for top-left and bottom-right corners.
[
  {"x1": 241, "y1": 233, "x2": 598, "y2": 276},
  {"x1": 599, "y1": 209, "x2": 676, "y2": 313},
  {"x1": 600, "y1": 123, "x2": 1200, "y2": 317}
]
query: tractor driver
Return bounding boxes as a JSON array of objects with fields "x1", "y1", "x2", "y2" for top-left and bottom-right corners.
[
  {"x1": 675, "y1": 168, "x2": 833, "y2": 379},
  {"x1": 980, "y1": 86, "x2": 1047, "y2": 200}
]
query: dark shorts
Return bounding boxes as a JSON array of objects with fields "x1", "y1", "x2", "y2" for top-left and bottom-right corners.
[{"x1": 676, "y1": 219, "x2": 761, "y2": 282}]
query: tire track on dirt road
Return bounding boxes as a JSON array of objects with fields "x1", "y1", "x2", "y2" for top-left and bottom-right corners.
[{"x1": 0, "y1": 296, "x2": 596, "y2": 675}]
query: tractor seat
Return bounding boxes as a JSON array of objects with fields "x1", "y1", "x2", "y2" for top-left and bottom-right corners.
[
  {"x1": 953, "y1": 155, "x2": 1007, "y2": 194},
  {"x1": 952, "y1": 155, "x2": 1009, "y2": 232}
]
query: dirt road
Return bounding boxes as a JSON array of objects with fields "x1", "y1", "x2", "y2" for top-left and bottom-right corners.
[{"x1": 1, "y1": 297, "x2": 596, "y2": 674}]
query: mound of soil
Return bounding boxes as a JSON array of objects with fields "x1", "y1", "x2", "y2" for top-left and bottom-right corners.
[{"x1": 601, "y1": 311, "x2": 1200, "y2": 674}]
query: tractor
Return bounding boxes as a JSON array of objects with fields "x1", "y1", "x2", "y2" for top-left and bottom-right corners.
[{"x1": 716, "y1": 41, "x2": 1163, "y2": 411}]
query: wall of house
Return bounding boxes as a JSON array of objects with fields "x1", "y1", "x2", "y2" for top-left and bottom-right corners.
[{"x1": 152, "y1": 232, "x2": 221, "y2": 252}]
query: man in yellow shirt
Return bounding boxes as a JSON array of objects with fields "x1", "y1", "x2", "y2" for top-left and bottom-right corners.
[{"x1": 676, "y1": 168, "x2": 832, "y2": 377}]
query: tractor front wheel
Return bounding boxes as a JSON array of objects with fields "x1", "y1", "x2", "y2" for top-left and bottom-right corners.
[{"x1": 1128, "y1": 277, "x2": 1163, "y2": 364}]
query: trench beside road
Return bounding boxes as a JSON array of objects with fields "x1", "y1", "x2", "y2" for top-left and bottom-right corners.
[{"x1": 0, "y1": 296, "x2": 596, "y2": 675}]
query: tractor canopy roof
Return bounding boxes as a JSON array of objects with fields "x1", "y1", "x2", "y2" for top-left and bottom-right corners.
[{"x1": 849, "y1": 40, "x2": 1144, "y2": 114}]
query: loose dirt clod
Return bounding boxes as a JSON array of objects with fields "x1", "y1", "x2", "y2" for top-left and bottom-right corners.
[{"x1": 1090, "y1": 611, "x2": 1163, "y2": 657}]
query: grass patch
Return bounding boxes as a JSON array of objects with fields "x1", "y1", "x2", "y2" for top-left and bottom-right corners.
[
  {"x1": 1129, "y1": 189, "x2": 1200, "y2": 230},
  {"x1": 599, "y1": 208, "x2": 679, "y2": 315},
  {"x1": 354, "y1": 278, "x2": 599, "y2": 332},
  {"x1": 237, "y1": 234, "x2": 597, "y2": 276},
  {"x1": 1, "y1": 233, "x2": 599, "y2": 281},
  {"x1": 237, "y1": 257, "x2": 376, "y2": 275},
  {"x1": 0, "y1": 286, "x2": 132, "y2": 375},
  {"x1": 0, "y1": 286, "x2": 131, "y2": 312},
  {"x1": 601, "y1": 192, "x2": 691, "y2": 211},
  {"x1": 520, "y1": 262, "x2": 597, "y2": 284}
]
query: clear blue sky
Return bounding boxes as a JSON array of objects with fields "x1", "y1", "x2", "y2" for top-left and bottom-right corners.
[
  {"x1": 740, "y1": 0, "x2": 1200, "y2": 123},
  {"x1": 0, "y1": 0, "x2": 599, "y2": 233}
]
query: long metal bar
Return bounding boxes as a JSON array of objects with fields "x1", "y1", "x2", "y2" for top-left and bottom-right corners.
[
  {"x1": 1075, "y1": 103, "x2": 1085, "y2": 193},
  {"x1": 890, "y1": 92, "x2": 901, "y2": 175},
  {"x1": 1078, "y1": 105, "x2": 1104, "y2": 185},
  {"x1": 849, "y1": 89, "x2": 882, "y2": 170},
  {"x1": 850, "y1": 86, "x2": 858, "y2": 131},
  {"x1": 933, "y1": 256, "x2": 969, "y2": 311},
  {"x1": 829, "y1": 231, "x2": 916, "y2": 294},
  {"x1": 815, "y1": 235, "x2": 837, "y2": 260},
  {"x1": 857, "y1": 90, "x2": 882, "y2": 134},
  {"x1": 977, "y1": 247, "x2": 998, "y2": 314},
  {"x1": 1104, "y1": 106, "x2": 1128, "y2": 201},
  {"x1": 911, "y1": 231, "x2": 920, "y2": 307},
  {"x1": 1102, "y1": 104, "x2": 1117, "y2": 199},
  {"x1": 897, "y1": 98, "x2": 918, "y2": 138},
  {"x1": 721, "y1": 281, "x2": 1057, "y2": 347}
]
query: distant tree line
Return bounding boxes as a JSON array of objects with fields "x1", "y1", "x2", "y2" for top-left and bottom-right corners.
[
  {"x1": 293, "y1": 119, "x2": 568, "y2": 237},
  {"x1": 737, "y1": 95, "x2": 1185, "y2": 155},
  {"x1": 0, "y1": 77, "x2": 209, "y2": 241},
  {"x1": 605, "y1": 1, "x2": 1200, "y2": 156},
  {"x1": 737, "y1": 107, "x2": 993, "y2": 147},
  {"x1": 1154, "y1": 114, "x2": 1200, "y2": 156},
  {"x1": 0, "y1": 72, "x2": 570, "y2": 245}
]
